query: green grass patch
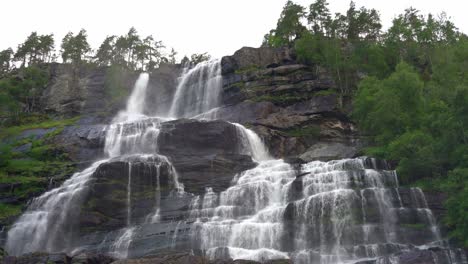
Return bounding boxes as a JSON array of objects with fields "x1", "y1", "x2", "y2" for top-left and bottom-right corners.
[
  {"x1": 0, "y1": 116, "x2": 79, "y2": 139},
  {"x1": 0, "y1": 203, "x2": 22, "y2": 220},
  {"x1": 235, "y1": 64, "x2": 261, "y2": 74}
]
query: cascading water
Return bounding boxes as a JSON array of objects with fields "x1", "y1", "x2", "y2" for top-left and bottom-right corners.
[
  {"x1": 168, "y1": 60, "x2": 222, "y2": 118},
  {"x1": 5, "y1": 73, "x2": 183, "y2": 257},
  {"x1": 188, "y1": 158, "x2": 456, "y2": 263},
  {"x1": 5, "y1": 160, "x2": 107, "y2": 255},
  {"x1": 5, "y1": 59, "x2": 466, "y2": 264}
]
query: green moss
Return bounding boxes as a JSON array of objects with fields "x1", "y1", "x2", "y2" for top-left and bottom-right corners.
[
  {"x1": 401, "y1": 223, "x2": 427, "y2": 230},
  {"x1": 252, "y1": 94, "x2": 303, "y2": 104},
  {"x1": 315, "y1": 89, "x2": 337, "y2": 96},
  {"x1": 0, "y1": 203, "x2": 22, "y2": 220},
  {"x1": 283, "y1": 126, "x2": 321, "y2": 137},
  {"x1": 0, "y1": 116, "x2": 79, "y2": 139},
  {"x1": 234, "y1": 64, "x2": 261, "y2": 74},
  {"x1": 0, "y1": 174, "x2": 45, "y2": 184},
  {"x1": 105, "y1": 65, "x2": 130, "y2": 103}
]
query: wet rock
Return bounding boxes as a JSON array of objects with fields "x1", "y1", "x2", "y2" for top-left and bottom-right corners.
[
  {"x1": 71, "y1": 253, "x2": 115, "y2": 264},
  {"x1": 51, "y1": 123, "x2": 106, "y2": 165},
  {"x1": 79, "y1": 155, "x2": 175, "y2": 232},
  {"x1": 299, "y1": 141, "x2": 361, "y2": 162},
  {"x1": 398, "y1": 249, "x2": 436, "y2": 264},
  {"x1": 2, "y1": 252, "x2": 69, "y2": 264},
  {"x1": 157, "y1": 119, "x2": 257, "y2": 194},
  {"x1": 195, "y1": 101, "x2": 279, "y2": 124}
]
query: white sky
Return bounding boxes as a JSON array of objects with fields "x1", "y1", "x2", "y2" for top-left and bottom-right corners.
[{"x1": 1, "y1": 0, "x2": 466, "y2": 60}]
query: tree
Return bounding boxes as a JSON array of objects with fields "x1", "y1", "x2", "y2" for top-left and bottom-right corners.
[
  {"x1": 0, "y1": 48, "x2": 13, "y2": 75},
  {"x1": 443, "y1": 168, "x2": 468, "y2": 247},
  {"x1": 353, "y1": 62, "x2": 423, "y2": 144},
  {"x1": 114, "y1": 36, "x2": 128, "y2": 65},
  {"x1": 61, "y1": 29, "x2": 91, "y2": 63},
  {"x1": 266, "y1": 1, "x2": 306, "y2": 47},
  {"x1": 38, "y1": 34, "x2": 54, "y2": 62},
  {"x1": 308, "y1": 0, "x2": 331, "y2": 35},
  {"x1": 344, "y1": 1, "x2": 381, "y2": 41},
  {"x1": 125, "y1": 27, "x2": 140, "y2": 68},
  {"x1": 95, "y1": 36, "x2": 116, "y2": 66},
  {"x1": 168, "y1": 48, "x2": 178, "y2": 64},
  {"x1": 13, "y1": 32, "x2": 55, "y2": 66}
]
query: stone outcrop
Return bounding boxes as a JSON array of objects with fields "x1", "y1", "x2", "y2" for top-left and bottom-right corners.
[
  {"x1": 157, "y1": 119, "x2": 257, "y2": 194},
  {"x1": 215, "y1": 48, "x2": 363, "y2": 159}
]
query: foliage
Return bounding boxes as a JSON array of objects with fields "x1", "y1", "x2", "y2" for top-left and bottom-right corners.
[
  {"x1": 263, "y1": 0, "x2": 467, "y2": 243},
  {"x1": 94, "y1": 28, "x2": 170, "y2": 70},
  {"x1": 0, "y1": 143, "x2": 12, "y2": 167},
  {"x1": 14, "y1": 32, "x2": 55, "y2": 67},
  {"x1": 0, "y1": 65, "x2": 49, "y2": 118},
  {"x1": 264, "y1": 0, "x2": 306, "y2": 47},
  {"x1": 443, "y1": 168, "x2": 468, "y2": 246},
  {"x1": 283, "y1": 125, "x2": 321, "y2": 137},
  {"x1": 0, "y1": 203, "x2": 22, "y2": 220},
  {"x1": 0, "y1": 117, "x2": 78, "y2": 221},
  {"x1": 61, "y1": 29, "x2": 91, "y2": 63}
]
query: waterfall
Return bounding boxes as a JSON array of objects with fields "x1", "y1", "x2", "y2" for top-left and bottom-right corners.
[
  {"x1": 5, "y1": 59, "x2": 463, "y2": 264},
  {"x1": 5, "y1": 160, "x2": 107, "y2": 255},
  {"x1": 189, "y1": 158, "x2": 449, "y2": 263},
  {"x1": 168, "y1": 60, "x2": 222, "y2": 118},
  {"x1": 115, "y1": 72, "x2": 149, "y2": 122},
  {"x1": 5, "y1": 73, "x2": 182, "y2": 257},
  {"x1": 233, "y1": 123, "x2": 271, "y2": 162}
]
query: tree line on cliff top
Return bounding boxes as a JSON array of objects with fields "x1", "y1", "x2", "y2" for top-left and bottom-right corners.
[{"x1": 265, "y1": 0, "x2": 468, "y2": 246}]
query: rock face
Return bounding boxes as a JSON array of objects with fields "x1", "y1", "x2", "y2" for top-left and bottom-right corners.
[
  {"x1": 40, "y1": 63, "x2": 181, "y2": 117},
  {"x1": 221, "y1": 47, "x2": 296, "y2": 75},
  {"x1": 157, "y1": 119, "x2": 257, "y2": 194},
  {"x1": 211, "y1": 48, "x2": 363, "y2": 159}
]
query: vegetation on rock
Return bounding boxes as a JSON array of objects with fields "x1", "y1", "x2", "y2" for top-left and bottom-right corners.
[{"x1": 265, "y1": 0, "x2": 468, "y2": 246}]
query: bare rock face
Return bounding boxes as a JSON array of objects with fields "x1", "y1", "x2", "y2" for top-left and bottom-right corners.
[
  {"x1": 221, "y1": 47, "x2": 295, "y2": 75},
  {"x1": 157, "y1": 119, "x2": 257, "y2": 193},
  {"x1": 216, "y1": 50, "x2": 364, "y2": 159}
]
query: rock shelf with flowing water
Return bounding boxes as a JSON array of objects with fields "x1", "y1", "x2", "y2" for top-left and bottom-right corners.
[{"x1": 5, "y1": 60, "x2": 467, "y2": 264}]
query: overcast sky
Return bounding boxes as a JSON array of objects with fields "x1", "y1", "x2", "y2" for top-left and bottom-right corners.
[{"x1": 1, "y1": 0, "x2": 466, "y2": 60}]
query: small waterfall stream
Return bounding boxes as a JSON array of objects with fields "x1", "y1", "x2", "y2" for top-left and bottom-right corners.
[{"x1": 5, "y1": 60, "x2": 466, "y2": 264}]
